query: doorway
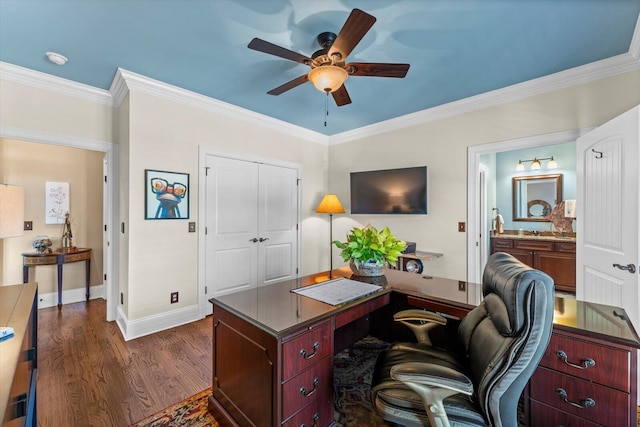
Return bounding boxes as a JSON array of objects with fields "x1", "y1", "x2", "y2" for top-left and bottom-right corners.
[
  {"x1": 467, "y1": 129, "x2": 585, "y2": 284},
  {"x1": 0, "y1": 129, "x2": 118, "y2": 321}
]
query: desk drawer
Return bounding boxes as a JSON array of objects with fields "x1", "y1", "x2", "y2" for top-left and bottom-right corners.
[
  {"x1": 282, "y1": 398, "x2": 333, "y2": 427},
  {"x1": 530, "y1": 400, "x2": 602, "y2": 427},
  {"x1": 282, "y1": 357, "x2": 332, "y2": 420},
  {"x1": 335, "y1": 293, "x2": 389, "y2": 329},
  {"x1": 282, "y1": 320, "x2": 332, "y2": 380},
  {"x1": 540, "y1": 333, "x2": 630, "y2": 392},
  {"x1": 530, "y1": 367, "x2": 629, "y2": 426}
]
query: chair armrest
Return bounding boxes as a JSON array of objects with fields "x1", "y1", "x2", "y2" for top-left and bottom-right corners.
[
  {"x1": 393, "y1": 309, "x2": 447, "y2": 345},
  {"x1": 393, "y1": 309, "x2": 447, "y2": 325},
  {"x1": 391, "y1": 362, "x2": 473, "y2": 427},
  {"x1": 390, "y1": 362, "x2": 473, "y2": 396}
]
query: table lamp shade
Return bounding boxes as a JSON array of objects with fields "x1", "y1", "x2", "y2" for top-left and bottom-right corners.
[
  {"x1": 0, "y1": 184, "x2": 25, "y2": 238},
  {"x1": 316, "y1": 194, "x2": 345, "y2": 214}
]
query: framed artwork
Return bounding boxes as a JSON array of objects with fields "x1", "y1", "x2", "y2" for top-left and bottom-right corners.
[
  {"x1": 45, "y1": 182, "x2": 69, "y2": 224},
  {"x1": 144, "y1": 169, "x2": 189, "y2": 219}
]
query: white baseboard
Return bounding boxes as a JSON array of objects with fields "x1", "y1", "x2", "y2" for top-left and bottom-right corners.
[
  {"x1": 37, "y1": 284, "x2": 105, "y2": 309},
  {"x1": 115, "y1": 304, "x2": 202, "y2": 341}
]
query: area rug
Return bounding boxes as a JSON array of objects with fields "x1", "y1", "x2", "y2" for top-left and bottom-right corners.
[
  {"x1": 333, "y1": 336, "x2": 389, "y2": 426},
  {"x1": 130, "y1": 388, "x2": 219, "y2": 427}
]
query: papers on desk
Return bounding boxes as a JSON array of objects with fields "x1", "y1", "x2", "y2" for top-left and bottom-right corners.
[{"x1": 291, "y1": 277, "x2": 382, "y2": 306}]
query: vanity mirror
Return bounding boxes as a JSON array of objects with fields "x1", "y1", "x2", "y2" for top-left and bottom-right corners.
[{"x1": 512, "y1": 173, "x2": 562, "y2": 222}]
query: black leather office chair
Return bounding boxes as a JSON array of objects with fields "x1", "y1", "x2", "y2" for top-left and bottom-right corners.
[{"x1": 371, "y1": 252, "x2": 554, "y2": 427}]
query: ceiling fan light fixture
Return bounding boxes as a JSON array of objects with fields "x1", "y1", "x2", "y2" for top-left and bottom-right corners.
[{"x1": 308, "y1": 66, "x2": 348, "y2": 93}]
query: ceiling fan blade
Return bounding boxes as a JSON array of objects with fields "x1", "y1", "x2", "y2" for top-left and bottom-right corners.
[
  {"x1": 332, "y1": 85, "x2": 352, "y2": 106},
  {"x1": 248, "y1": 38, "x2": 312, "y2": 65},
  {"x1": 346, "y1": 62, "x2": 410, "y2": 78},
  {"x1": 267, "y1": 74, "x2": 309, "y2": 95},
  {"x1": 328, "y1": 9, "x2": 376, "y2": 60}
]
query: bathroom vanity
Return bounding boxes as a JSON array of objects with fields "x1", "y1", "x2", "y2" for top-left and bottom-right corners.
[{"x1": 490, "y1": 233, "x2": 576, "y2": 293}]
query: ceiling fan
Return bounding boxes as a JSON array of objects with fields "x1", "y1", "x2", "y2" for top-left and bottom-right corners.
[{"x1": 247, "y1": 8, "x2": 410, "y2": 107}]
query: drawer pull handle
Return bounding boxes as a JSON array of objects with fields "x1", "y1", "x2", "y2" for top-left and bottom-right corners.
[
  {"x1": 556, "y1": 350, "x2": 595, "y2": 369},
  {"x1": 300, "y1": 412, "x2": 320, "y2": 427},
  {"x1": 556, "y1": 388, "x2": 595, "y2": 409},
  {"x1": 300, "y1": 342, "x2": 320, "y2": 359},
  {"x1": 299, "y1": 378, "x2": 319, "y2": 397}
]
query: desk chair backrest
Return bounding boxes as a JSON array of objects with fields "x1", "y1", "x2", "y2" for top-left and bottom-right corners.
[{"x1": 459, "y1": 252, "x2": 554, "y2": 426}]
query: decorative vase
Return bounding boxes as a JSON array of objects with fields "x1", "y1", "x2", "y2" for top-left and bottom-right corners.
[
  {"x1": 349, "y1": 259, "x2": 386, "y2": 277},
  {"x1": 33, "y1": 236, "x2": 52, "y2": 254}
]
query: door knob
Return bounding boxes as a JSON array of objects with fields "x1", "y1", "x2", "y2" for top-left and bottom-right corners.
[
  {"x1": 613, "y1": 263, "x2": 636, "y2": 274},
  {"x1": 259, "y1": 237, "x2": 269, "y2": 242},
  {"x1": 249, "y1": 238, "x2": 258, "y2": 243}
]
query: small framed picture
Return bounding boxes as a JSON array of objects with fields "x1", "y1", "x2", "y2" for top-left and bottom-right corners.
[{"x1": 144, "y1": 169, "x2": 189, "y2": 219}]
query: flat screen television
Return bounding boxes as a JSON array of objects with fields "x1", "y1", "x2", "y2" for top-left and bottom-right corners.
[{"x1": 350, "y1": 166, "x2": 428, "y2": 214}]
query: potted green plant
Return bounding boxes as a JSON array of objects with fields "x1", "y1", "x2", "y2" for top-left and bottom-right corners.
[{"x1": 333, "y1": 225, "x2": 406, "y2": 277}]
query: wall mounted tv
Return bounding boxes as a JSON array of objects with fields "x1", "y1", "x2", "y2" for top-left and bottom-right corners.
[{"x1": 350, "y1": 166, "x2": 428, "y2": 215}]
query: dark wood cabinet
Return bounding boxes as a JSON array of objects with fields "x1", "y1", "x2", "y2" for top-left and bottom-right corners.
[
  {"x1": 527, "y1": 301, "x2": 639, "y2": 427},
  {"x1": 490, "y1": 235, "x2": 576, "y2": 293},
  {"x1": 1, "y1": 283, "x2": 37, "y2": 427}
]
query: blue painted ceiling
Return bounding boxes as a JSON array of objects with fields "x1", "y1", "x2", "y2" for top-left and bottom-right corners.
[{"x1": 1, "y1": 0, "x2": 639, "y2": 135}]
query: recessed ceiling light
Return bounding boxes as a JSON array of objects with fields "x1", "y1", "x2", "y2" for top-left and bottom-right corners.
[{"x1": 46, "y1": 51, "x2": 67, "y2": 65}]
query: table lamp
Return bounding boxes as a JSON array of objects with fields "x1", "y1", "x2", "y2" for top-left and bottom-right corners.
[{"x1": 316, "y1": 194, "x2": 345, "y2": 278}]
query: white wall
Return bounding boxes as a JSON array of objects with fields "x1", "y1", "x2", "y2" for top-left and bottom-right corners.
[
  {"x1": 329, "y1": 69, "x2": 640, "y2": 281},
  {"x1": 121, "y1": 90, "x2": 329, "y2": 320}
]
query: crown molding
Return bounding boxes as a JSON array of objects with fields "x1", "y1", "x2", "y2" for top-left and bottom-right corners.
[
  {"x1": 630, "y1": 14, "x2": 640, "y2": 60},
  {"x1": 0, "y1": 62, "x2": 114, "y2": 106},
  {"x1": 329, "y1": 51, "x2": 640, "y2": 145},
  {"x1": 0, "y1": 125, "x2": 114, "y2": 152},
  {"x1": 111, "y1": 68, "x2": 329, "y2": 146}
]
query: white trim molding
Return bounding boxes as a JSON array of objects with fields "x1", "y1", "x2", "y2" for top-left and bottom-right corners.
[
  {"x1": 110, "y1": 68, "x2": 330, "y2": 145},
  {"x1": 0, "y1": 62, "x2": 113, "y2": 106},
  {"x1": 37, "y1": 284, "x2": 105, "y2": 310},
  {"x1": 116, "y1": 304, "x2": 201, "y2": 341},
  {"x1": 330, "y1": 51, "x2": 640, "y2": 145}
]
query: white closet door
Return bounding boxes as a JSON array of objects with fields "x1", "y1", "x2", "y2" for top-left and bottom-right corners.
[
  {"x1": 577, "y1": 105, "x2": 639, "y2": 328},
  {"x1": 257, "y1": 163, "x2": 299, "y2": 287},
  {"x1": 206, "y1": 156, "x2": 259, "y2": 296}
]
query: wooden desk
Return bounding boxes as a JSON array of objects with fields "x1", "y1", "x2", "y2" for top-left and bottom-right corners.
[
  {"x1": 22, "y1": 248, "x2": 91, "y2": 309},
  {"x1": 208, "y1": 268, "x2": 639, "y2": 427},
  {"x1": 207, "y1": 268, "x2": 479, "y2": 427}
]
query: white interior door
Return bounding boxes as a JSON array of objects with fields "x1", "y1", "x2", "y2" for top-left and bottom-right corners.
[
  {"x1": 577, "y1": 105, "x2": 639, "y2": 328},
  {"x1": 206, "y1": 156, "x2": 259, "y2": 296},
  {"x1": 258, "y1": 164, "x2": 299, "y2": 287},
  {"x1": 205, "y1": 156, "x2": 299, "y2": 297}
]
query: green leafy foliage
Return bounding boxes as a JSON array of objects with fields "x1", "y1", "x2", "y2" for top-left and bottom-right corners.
[{"x1": 332, "y1": 226, "x2": 407, "y2": 267}]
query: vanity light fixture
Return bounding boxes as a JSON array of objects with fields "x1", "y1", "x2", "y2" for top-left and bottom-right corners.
[{"x1": 516, "y1": 156, "x2": 557, "y2": 171}]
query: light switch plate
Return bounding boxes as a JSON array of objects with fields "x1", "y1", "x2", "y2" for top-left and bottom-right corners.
[{"x1": 188, "y1": 222, "x2": 196, "y2": 232}]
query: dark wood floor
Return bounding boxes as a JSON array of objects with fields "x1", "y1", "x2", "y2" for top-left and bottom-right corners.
[{"x1": 37, "y1": 299, "x2": 212, "y2": 426}]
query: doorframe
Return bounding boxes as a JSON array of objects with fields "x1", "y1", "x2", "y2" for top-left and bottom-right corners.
[
  {"x1": 466, "y1": 128, "x2": 589, "y2": 284},
  {"x1": 197, "y1": 147, "x2": 302, "y2": 317},
  {"x1": 0, "y1": 125, "x2": 119, "y2": 321}
]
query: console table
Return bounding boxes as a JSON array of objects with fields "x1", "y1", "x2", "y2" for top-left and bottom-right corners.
[{"x1": 22, "y1": 248, "x2": 91, "y2": 309}]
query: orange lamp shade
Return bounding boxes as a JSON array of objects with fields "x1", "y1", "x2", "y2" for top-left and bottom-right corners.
[{"x1": 316, "y1": 194, "x2": 345, "y2": 214}]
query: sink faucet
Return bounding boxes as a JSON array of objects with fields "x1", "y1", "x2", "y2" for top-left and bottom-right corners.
[{"x1": 532, "y1": 230, "x2": 540, "y2": 236}]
